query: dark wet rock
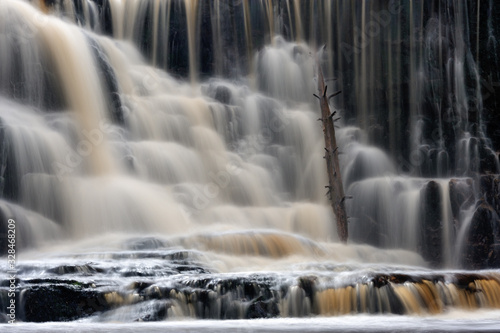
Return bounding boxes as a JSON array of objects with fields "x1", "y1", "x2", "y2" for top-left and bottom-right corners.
[
  {"x1": 461, "y1": 174, "x2": 500, "y2": 268},
  {"x1": 47, "y1": 264, "x2": 105, "y2": 275},
  {"x1": 0, "y1": 210, "x2": 10, "y2": 255},
  {"x1": 128, "y1": 250, "x2": 187, "y2": 259},
  {"x1": 370, "y1": 274, "x2": 418, "y2": 288},
  {"x1": 0, "y1": 118, "x2": 8, "y2": 198},
  {"x1": 21, "y1": 285, "x2": 110, "y2": 322},
  {"x1": 381, "y1": 284, "x2": 405, "y2": 315},
  {"x1": 462, "y1": 202, "x2": 500, "y2": 269},
  {"x1": 23, "y1": 279, "x2": 95, "y2": 288},
  {"x1": 2, "y1": 259, "x2": 500, "y2": 322},
  {"x1": 454, "y1": 273, "x2": 485, "y2": 289},
  {"x1": 449, "y1": 178, "x2": 474, "y2": 221},
  {"x1": 203, "y1": 83, "x2": 234, "y2": 105},
  {"x1": 0, "y1": 277, "x2": 20, "y2": 289},
  {"x1": 128, "y1": 281, "x2": 154, "y2": 293},
  {"x1": 175, "y1": 265, "x2": 209, "y2": 274},
  {"x1": 90, "y1": 0, "x2": 114, "y2": 36},
  {"x1": 246, "y1": 296, "x2": 280, "y2": 319},
  {"x1": 214, "y1": 86, "x2": 232, "y2": 105},
  {"x1": 298, "y1": 276, "x2": 316, "y2": 304},
  {"x1": 0, "y1": 118, "x2": 17, "y2": 201},
  {"x1": 118, "y1": 263, "x2": 208, "y2": 277},
  {"x1": 133, "y1": 300, "x2": 171, "y2": 322},
  {"x1": 420, "y1": 180, "x2": 443, "y2": 266},
  {"x1": 143, "y1": 285, "x2": 163, "y2": 300},
  {"x1": 137, "y1": 275, "x2": 283, "y2": 320},
  {"x1": 480, "y1": 175, "x2": 500, "y2": 212},
  {"x1": 42, "y1": 0, "x2": 57, "y2": 8},
  {"x1": 478, "y1": 144, "x2": 499, "y2": 175},
  {"x1": 86, "y1": 35, "x2": 124, "y2": 125}
]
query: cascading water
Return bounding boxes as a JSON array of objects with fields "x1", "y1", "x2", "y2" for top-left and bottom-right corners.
[{"x1": 0, "y1": 0, "x2": 500, "y2": 331}]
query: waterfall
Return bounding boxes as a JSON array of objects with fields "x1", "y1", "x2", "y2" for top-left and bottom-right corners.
[
  {"x1": 0, "y1": 0, "x2": 336, "y2": 248},
  {"x1": 0, "y1": 0, "x2": 499, "y2": 324},
  {"x1": 0, "y1": 0, "x2": 498, "y2": 267}
]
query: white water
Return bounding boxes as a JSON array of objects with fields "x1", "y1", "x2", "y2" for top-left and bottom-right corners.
[
  {"x1": 4, "y1": 312, "x2": 500, "y2": 333},
  {"x1": 0, "y1": 0, "x2": 499, "y2": 327}
]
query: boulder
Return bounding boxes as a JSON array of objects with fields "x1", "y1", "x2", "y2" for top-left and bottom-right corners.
[
  {"x1": 21, "y1": 285, "x2": 110, "y2": 322},
  {"x1": 462, "y1": 202, "x2": 500, "y2": 269},
  {"x1": 480, "y1": 175, "x2": 500, "y2": 212}
]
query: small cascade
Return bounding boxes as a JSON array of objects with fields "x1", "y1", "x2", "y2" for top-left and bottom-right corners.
[
  {"x1": 1, "y1": 241, "x2": 498, "y2": 322},
  {"x1": 0, "y1": 0, "x2": 333, "y2": 249},
  {"x1": 315, "y1": 276, "x2": 500, "y2": 316},
  {"x1": 0, "y1": 200, "x2": 61, "y2": 252}
]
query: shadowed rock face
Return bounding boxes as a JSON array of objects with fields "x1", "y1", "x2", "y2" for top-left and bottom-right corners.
[
  {"x1": 0, "y1": 118, "x2": 9, "y2": 199},
  {"x1": 420, "y1": 180, "x2": 443, "y2": 266},
  {"x1": 21, "y1": 285, "x2": 111, "y2": 322},
  {"x1": 449, "y1": 178, "x2": 474, "y2": 221}
]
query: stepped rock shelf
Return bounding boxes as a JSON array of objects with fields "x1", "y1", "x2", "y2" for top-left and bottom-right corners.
[{"x1": 2, "y1": 244, "x2": 500, "y2": 322}]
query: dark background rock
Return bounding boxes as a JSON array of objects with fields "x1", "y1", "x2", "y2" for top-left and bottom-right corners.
[
  {"x1": 449, "y1": 178, "x2": 474, "y2": 222},
  {"x1": 461, "y1": 175, "x2": 500, "y2": 269},
  {"x1": 420, "y1": 180, "x2": 443, "y2": 266},
  {"x1": 462, "y1": 201, "x2": 500, "y2": 269}
]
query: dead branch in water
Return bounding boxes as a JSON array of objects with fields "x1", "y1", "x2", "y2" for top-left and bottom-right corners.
[{"x1": 316, "y1": 53, "x2": 348, "y2": 243}]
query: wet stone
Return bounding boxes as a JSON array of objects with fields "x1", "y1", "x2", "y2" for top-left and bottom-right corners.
[
  {"x1": 420, "y1": 180, "x2": 443, "y2": 266},
  {"x1": 462, "y1": 202, "x2": 500, "y2": 269},
  {"x1": 448, "y1": 178, "x2": 474, "y2": 221},
  {"x1": 21, "y1": 285, "x2": 110, "y2": 322}
]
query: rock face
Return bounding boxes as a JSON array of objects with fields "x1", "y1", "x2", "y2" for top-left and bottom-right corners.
[
  {"x1": 461, "y1": 175, "x2": 500, "y2": 269},
  {"x1": 21, "y1": 285, "x2": 110, "y2": 322},
  {"x1": 1, "y1": 248, "x2": 500, "y2": 322},
  {"x1": 420, "y1": 181, "x2": 444, "y2": 266},
  {"x1": 481, "y1": 175, "x2": 500, "y2": 213},
  {"x1": 417, "y1": 176, "x2": 500, "y2": 269},
  {"x1": 462, "y1": 202, "x2": 499, "y2": 269},
  {"x1": 449, "y1": 178, "x2": 474, "y2": 223},
  {"x1": 0, "y1": 116, "x2": 17, "y2": 201}
]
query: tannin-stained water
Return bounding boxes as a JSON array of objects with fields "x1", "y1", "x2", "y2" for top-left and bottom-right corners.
[{"x1": 0, "y1": 0, "x2": 499, "y2": 327}]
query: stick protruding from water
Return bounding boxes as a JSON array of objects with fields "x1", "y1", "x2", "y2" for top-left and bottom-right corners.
[{"x1": 315, "y1": 51, "x2": 348, "y2": 243}]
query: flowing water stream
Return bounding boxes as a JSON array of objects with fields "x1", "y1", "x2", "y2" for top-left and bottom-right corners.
[{"x1": 0, "y1": 0, "x2": 499, "y2": 331}]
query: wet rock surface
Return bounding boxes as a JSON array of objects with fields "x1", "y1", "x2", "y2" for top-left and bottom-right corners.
[
  {"x1": 448, "y1": 178, "x2": 474, "y2": 221},
  {"x1": 22, "y1": 285, "x2": 110, "y2": 322},
  {"x1": 463, "y1": 202, "x2": 497, "y2": 269},
  {"x1": 461, "y1": 175, "x2": 500, "y2": 269},
  {"x1": 420, "y1": 180, "x2": 443, "y2": 266},
  {"x1": 1, "y1": 247, "x2": 499, "y2": 322}
]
